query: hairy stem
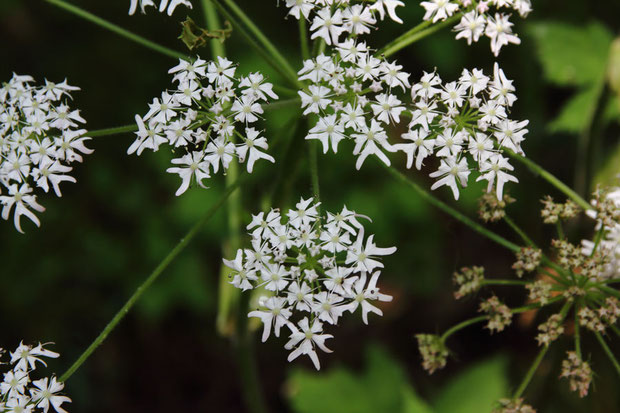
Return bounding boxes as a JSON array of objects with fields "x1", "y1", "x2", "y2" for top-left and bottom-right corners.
[
  {"x1": 59, "y1": 176, "x2": 245, "y2": 382},
  {"x1": 383, "y1": 164, "x2": 520, "y2": 253},
  {"x1": 45, "y1": 0, "x2": 186, "y2": 60}
]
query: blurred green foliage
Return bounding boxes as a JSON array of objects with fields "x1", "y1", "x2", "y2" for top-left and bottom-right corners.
[{"x1": 288, "y1": 345, "x2": 509, "y2": 413}]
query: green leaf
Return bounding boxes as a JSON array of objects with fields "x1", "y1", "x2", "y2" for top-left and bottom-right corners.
[
  {"x1": 528, "y1": 22, "x2": 613, "y2": 87},
  {"x1": 548, "y1": 86, "x2": 600, "y2": 133},
  {"x1": 287, "y1": 344, "x2": 432, "y2": 413},
  {"x1": 432, "y1": 355, "x2": 509, "y2": 413}
]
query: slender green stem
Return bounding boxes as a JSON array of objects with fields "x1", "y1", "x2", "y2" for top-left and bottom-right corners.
[
  {"x1": 482, "y1": 279, "x2": 529, "y2": 286},
  {"x1": 59, "y1": 176, "x2": 245, "y2": 382},
  {"x1": 272, "y1": 84, "x2": 300, "y2": 98},
  {"x1": 612, "y1": 325, "x2": 620, "y2": 339},
  {"x1": 511, "y1": 295, "x2": 564, "y2": 314},
  {"x1": 299, "y1": 18, "x2": 310, "y2": 61},
  {"x1": 505, "y1": 149, "x2": 592, "y2": 211},
  {"x1": 309, "y1": 140, "x2": 321, "y2": 207},
  {"x1": 556, "y1": 221, "x2": 565, "y2": 240},
  {"x1": 377, "y1": 20, "x2": 432, "y2": 55},
  {"x1": 598, "y1": 285, "x2": 620, "y2": 299},
  {"x1": 383, "y1": 164, "x2": 520, "y2": 253},
  {"x1": 503, "y1": 215, "x2": 536, "y2": 248},
  {"x1": 88, "y1": 124, "x2": 138, "y2": 138},
  {"x1": 202, "y1": 0, "x2": 226, "y2": 57},
  {"x1": 512, "y1": 300, "x2": 572, "y2": 399},
  {"x1": 574, "y1": 73, "x2": 607, "y2": 197},
  {"x1": 512, "y1": 345, "x2": 550, "y2": 399},
  {"x1": 441, "y1": 315, "x2": 488, "y2": 342},
  {"x1": 212, "y1": 0, "x2": 301, "y2": 87},
  {"x1": 594, "y1": 332, "x2": 620, "y2": 378},
  {"x1": 574, "y1": 301, "x2": 582, "y2": 358},
  {"x1": 235, "y1": 294, "x2": 269, "y2": 413},
  {"x1": 380, "y1": 15, "x2": 462, "y2": 58},
  {"x1": 203, "y1": 8, "x2": 268, "y2": 412},
  {"x1": 45, "y1": 0, "x2": 186, "y2": 60},
  {"x1": 209, "y1": 1, "x2": 298, "y2": 87},
  {"x1": 263, "y1": 97, "x2": 302, "y2": 112},
  {"x1": 604, "y1": 278, "x2": 620, "y2": 284}
]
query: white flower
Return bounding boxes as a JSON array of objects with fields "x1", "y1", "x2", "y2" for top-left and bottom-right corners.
[
  {"x1": 299, "y1": 85, "x2": 332, "y2": 115},
  {"x1": 476, "y1": 153, "x2": 518, "y2": 199},
  {"x1": 421, "y1": 0, "x2": 460, "y2": 23},
  {"x1": 1, "y1": 369, "x2": 28, "y2": 399},
  {"x1": 10, "y1": 342, "x2": 59, "y2": 372},
  {"x1": 223, "y1": 250, "x2": 258, "y2": 291},
  {"x1": 369, "y1": 0, "x2": 405, "y2": 24},
  {"x1": 485, "y1": 13, "x2": 521, "y2": 56},
  {"x1": 236, "y1": 128, "x2": 275, "y2": 173},
  {"x1": 310, "y1": 8, "x2": 345, "y2": 46},
  {"x1": 352, "y1": 119, "x2": 396, "y2": 169},
  {"x1": 454, "y1": 11, "x2": 486, "y2": 45},
  {"x1": 429, "y1": 156, "x2": 471, "y2": 200},
  {"x1": 0, "y1": 184, "x2": 46, "y2": 233},
  {"x1": 285, "y1": 318, "x2": 333, "y2": 370},
  {"x1": 30, "y1": 377, "x2": 71, "y2": 413},
  {"x1": 371, "y1": 93, "x2": 405, "y2": 124},
  {"x1": 345, "y1": 272, "x2": 393, "y2": 324},
  {"x1": 285, "y1": 0, "x2": 315, "y2": 20},
  {"x1": 346, "y1": 231, "x2": 397, "y2": 273},
  {"x1": 248, "y1": 296, "x2": 292, "y2": 342},
  {"x1": 308, "y1": 115, "x2": 346, "y2": 154},
  {"x1": 341, "y1": 5, "x2": 375, "y2": 36},
  {"x1": 166, "y1": 151, "x2": 210, "y2": 196},
  {"x1": 399, "y1": 128, "x2": 436, "y2": 170}
]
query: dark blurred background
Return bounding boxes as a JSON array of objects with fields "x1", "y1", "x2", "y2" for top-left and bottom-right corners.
[{"x1": 1, "y1": 1, "x2": 620, "y2": 412}]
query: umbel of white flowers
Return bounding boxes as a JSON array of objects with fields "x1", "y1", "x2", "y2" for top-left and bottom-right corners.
[
  {"x1": 0, "y1": 342, "x2": 71, "y2": 413},
  {"x1": 0, "y1": 74, "x2": 92, "y2": 233},
  {"x1": 297, "y1": 40, "x2": 527, "y2": 201},
  {"x1": 223, "y1": 197, "x2": 395, "y2": 370},
  {"x1": 128, "y1": 56, "x2": 278, "y2": 196}
]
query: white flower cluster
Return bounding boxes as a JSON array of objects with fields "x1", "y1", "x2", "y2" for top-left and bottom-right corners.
[
  {"x1": 582, "y1": 186, "x2": 620, "y2": 279},
  {"x1": 128, "y1": 0, "x2": 192, "y2": 15},
  {"x1": 297, "y1": 42, "x2": 526, "y2": 200},
  {"x1": 129, "y1": 56, "x2": 279, "y2": 196},
  {"x1": 223, "y1": 197, "x2": 395, "y2": 370},
  {"x1": 0, "y1": 342, "x2": 71, "y2": 413},
  {"x1": 420, "y1": 0, "x2": 532, "y2": 56},
  {"x1": 298, "y1": 41, "x2": 411, "y2": 170},
  {"x1": 0, "y1": 74, "x2": 92, "y2": 233},
  {"x1": 403, "y1": 63, "x2": 526, "y2": 200},
  {"x1": 280, "y1": 0, "x2": 404, "y2": 44}
]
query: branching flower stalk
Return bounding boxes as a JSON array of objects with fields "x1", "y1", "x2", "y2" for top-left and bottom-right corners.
[
  {"x1": 416, "y1": 188, "x2": 620, "y2": 410},
  {"x1": 19, "y1": 0, "x2": 617, "y2": 409}
]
